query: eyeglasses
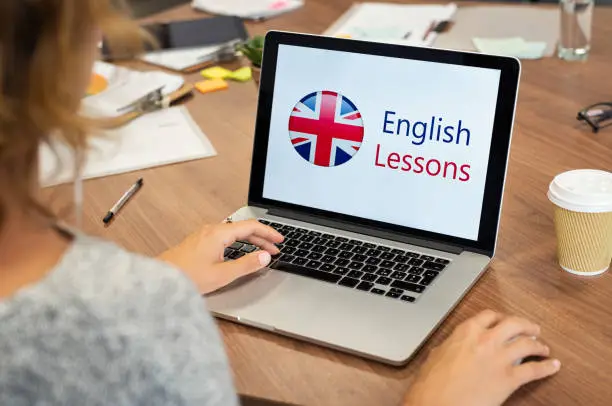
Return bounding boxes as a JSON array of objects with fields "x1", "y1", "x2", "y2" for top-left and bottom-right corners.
[{"x1": 577, "y1": 102, "x2": 612, "y2": 133}]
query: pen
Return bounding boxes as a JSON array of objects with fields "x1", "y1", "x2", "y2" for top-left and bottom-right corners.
[
  {"x1": 422, "y1": 21, "x2": 436, "y2": 41},
  {"x1": 103, "y1": 178, "x2": 143, "y2": 224}
]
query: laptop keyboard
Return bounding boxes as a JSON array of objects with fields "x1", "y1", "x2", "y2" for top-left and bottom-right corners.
[{"x1": 223, "y1": 219, "x2": 451, "y2": 303}]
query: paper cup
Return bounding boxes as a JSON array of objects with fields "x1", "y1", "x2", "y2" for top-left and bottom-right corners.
[{"x1": 548, "y1": 170, "x2": 612, "y2": 276}]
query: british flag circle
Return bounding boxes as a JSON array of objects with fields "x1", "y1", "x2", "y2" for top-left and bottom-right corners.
[{"x1": 289, "y1": 91, "x2": 365, "y2": 167}]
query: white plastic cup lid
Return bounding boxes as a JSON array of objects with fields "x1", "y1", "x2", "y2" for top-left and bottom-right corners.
[{"x1": 548, "y1": 169, "x2": 612, "y2": 213}]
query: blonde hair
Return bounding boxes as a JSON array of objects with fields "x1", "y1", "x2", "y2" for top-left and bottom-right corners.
[{"x1": 0, "y1": 0, "x2": 143, "y2": 226}]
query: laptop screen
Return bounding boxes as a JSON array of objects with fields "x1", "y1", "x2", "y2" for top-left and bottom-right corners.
[{"x1": 262, "y1": 44, "x2": 502, "y2": 241}]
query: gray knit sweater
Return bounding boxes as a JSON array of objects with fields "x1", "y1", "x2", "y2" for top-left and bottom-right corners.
[{"x1": 0, "y1": 233, "x2": 238, "y2": 406}]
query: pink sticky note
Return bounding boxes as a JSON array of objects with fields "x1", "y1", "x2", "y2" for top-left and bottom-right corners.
[{"x1": 269, "y1": 0, "x2": 289, "y2": 10}]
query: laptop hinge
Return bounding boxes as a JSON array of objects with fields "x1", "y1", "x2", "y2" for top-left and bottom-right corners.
[{"x1": 265, "y1": 206, "x2": 464, "y2": 255}]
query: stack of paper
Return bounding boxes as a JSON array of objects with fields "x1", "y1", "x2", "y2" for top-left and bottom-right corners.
[
  {"x1": 324, "y1": 3, "x2": 457, "y2": 47},
  {"x1": 473, "y1": 37, "x2": 547, "y2": 60},
  {"x1": 192, "y1": 0, "x2": 304, "y2": 20},
  {"x1": 40, "y1": 106, "x2": 217, "y2": 187},
  {"x1": 140, "y1": 45, "x2": 226, "y2": 72}
]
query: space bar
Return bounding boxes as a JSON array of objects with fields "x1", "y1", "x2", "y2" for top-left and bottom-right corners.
[{"x1": 271, "y1": 261, "x2": 342, "y2": 283}]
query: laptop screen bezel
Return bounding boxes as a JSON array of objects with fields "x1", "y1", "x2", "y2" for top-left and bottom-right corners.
[{"x1": 248, "y1": 31, "x2": 520, "y2": 255}]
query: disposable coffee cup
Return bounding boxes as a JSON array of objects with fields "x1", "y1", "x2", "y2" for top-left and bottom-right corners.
[{"x1": 548, "y1": 169, "x2": 612, "y2": 276}]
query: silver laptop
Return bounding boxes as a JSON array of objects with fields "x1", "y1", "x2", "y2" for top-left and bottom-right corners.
[{"x1": 207, "y1": 32, "x2": 520, "y2": 365}]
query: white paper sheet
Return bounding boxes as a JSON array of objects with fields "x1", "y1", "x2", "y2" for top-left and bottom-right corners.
[
  {"x1": 192, "y1": 0, "x2": 304, "y2": 20},
  {"x1": 40, "y1": 106, "x2": 217, "y2": 187},
  {"x1": 140, "y1": 45, "x2": 225, "y2": 71},
  {"x1": 324, "y1": 2, "x2": 457, "y2": 47},
  {"x1": 84, "y1": 62, "x2": 184, "y2": 118}
]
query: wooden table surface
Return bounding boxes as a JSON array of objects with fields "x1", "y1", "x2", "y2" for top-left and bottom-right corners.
[{"x1": 45, "y1": 2, "x2": 612, "y2": 405}]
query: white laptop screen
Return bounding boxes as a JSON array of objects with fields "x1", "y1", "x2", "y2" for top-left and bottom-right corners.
[{"x1": 261, "y1": 44, "x2": 501, "y2": 241}]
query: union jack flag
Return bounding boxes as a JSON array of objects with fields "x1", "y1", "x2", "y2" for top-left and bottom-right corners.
[{"x1": 289, "y1": 91, "x2": 365, "y2": 167}]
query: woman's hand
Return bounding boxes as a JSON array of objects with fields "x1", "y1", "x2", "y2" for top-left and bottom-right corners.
[
  {"x1": 404, "y1": 310, "x2": 561, "y2": 406},
  {"x1": 159, "y1": 220, "x2": 284, "y2": 294}
]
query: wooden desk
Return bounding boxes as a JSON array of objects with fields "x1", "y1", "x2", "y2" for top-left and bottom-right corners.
[{"x1": 47, "y1": 2, "x2": 612, "y2": 405}]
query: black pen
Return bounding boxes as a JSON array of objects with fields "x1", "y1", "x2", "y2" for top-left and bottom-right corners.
[{"x1": 103, "y1": 178, "x2": 143, "y2": 224}]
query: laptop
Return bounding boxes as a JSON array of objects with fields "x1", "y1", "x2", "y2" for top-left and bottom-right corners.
[{"x1": 207, "y1": 31, "x2": 520, "y2": 365}]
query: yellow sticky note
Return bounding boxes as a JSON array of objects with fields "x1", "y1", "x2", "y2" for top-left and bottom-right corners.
[
  {"x1": 228, "y1": 67, "x2": 252, "y2": 82},
  {"x1": 200, "y1": 66, "x2": 232, "y2": 79},
  {"x1": 195, "y1": 79, "x2": 229, "y2": 94}
]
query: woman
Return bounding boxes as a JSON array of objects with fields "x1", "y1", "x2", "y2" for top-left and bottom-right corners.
[{"x1": 0, "y1": 1, "x2": 560, "y2": 405}]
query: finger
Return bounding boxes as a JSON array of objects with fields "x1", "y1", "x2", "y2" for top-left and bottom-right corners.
[
  {"x1": 247, "y1": 235, "x2": 280, "y2": 254},
  {"x1": 491, "y1": 316, "x2": 541, "y2": 343},
  {"x1": 219, "y1": 220, "x2": 284, "y2": 246},
  {"x1": 512, "y1": 359, "x2": 561, "y2": 388},
  {"x1": 504, "y1": 337, "x2": 550, "y2": 363},
  {"x1": 472, "y1": 310, "x2": 504, "y2": 329},
  {"x1": 216, "y1": 250, "x2": 272, "y2": 282}
]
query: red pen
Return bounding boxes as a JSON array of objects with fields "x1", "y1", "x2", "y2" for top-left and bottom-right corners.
[{"x1": 422, "y1": 21, "x2": 436, "y2": 41}]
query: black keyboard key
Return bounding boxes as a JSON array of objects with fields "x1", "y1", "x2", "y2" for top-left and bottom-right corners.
[
  {"x1": 230, "y1": 242, "x2": 243, "y2": 250},
  {"x1": 306, "y1": 260, "x2": 322, "y2": 269},
  {"x1": 321, "y1": 255, "x2": 336, "y2": 263},
  {"x1": 348, "y1": 270, "x2": 364, "y2": 278},
  {"x1": 312, "y1": 245, "x2": 327, "y2": 253},
  {"x1": 338, "y1": 277, "x2": 359, "y2": 287},
  {"x1": 258, "y1": 219, "x2": 270, "y2": 225},
  {"x1": 281, "y1": 246, "x2": 296, "y2": 254},
  {"x1": 223, "y1": 248, "x2": 234, "y2": 258},
  {"x1": 240, "y1": 245, "x2": 257, "y2": 253},
  {"x1": 376, "y1": 276, "x2": 392, "y2": 285},
  {"x1": 405, "y1": 252, "x2": 420, "y2": 258},
  {"x1": 371, "y1": 288, "x2": 385, "y2": 295},
  {"x1": 348, "y1": 261, "x2": 364, "y2": 270},
  {"x1": 420, "y1": 255, "x2": 435, "y2": 261},
  {"x1": 409, "y1": 258, "x2": 424, "y2": 266},
  {"x1": 308, "y1": 230, "x2": 321, "y2": 236},
  {"x1": 356, "y1": 281, "x2": 374, "y2": 291},
  {"x1": 366, "y1": 249, "x2": 382, "y2": 257},
  {"x1": 420, "y1": 276, "x2": 435, "y2": 286},
  {"x1": 376, "y1": 268, "x2": 391, "y2": 276},
  {"x1": 307, "y1": 252, "x2": 323, "y2": 260},
  {"x1": 349, "y1": 239, "x2": 363, "y2": 245},
  {"x1": 395, "y1": 255, "x2": 409, "y2": 264},
  {"x1": 269, "y1": 222, "x2": 283, "y2": 230},
  {"x1": 282, "y1": 225, "x2": 295, "y2": 231},
  {"x1": 313, "y1": 237, "x2": 328, "y2": 245},
  {"x1": 333, "y1": 267, "x2": 349, "y2": 275},
  {"x1": 380, "y1": 252, "x2": 395, "y2": 260},
  {"x1": 409, "y1": 267, "x2": 425, "y2": 275},
  {"x1": 338, "y1": 251, "x2": 354, "y2": 259},
  {"x1": 326, "y1": 240, "x2": 341, "y2": 248},
  {"x1": 335, "y1": 236, "x2": 349, "y2": 242},
  {"x1": 271, "y1": 261, "x2": 342, "y2": 283},
  {"x1": 423, "y1": 270, "x2": 440, "y2": 278},
  {"x1": 391, "y1": 271, "x2": 407, "y2": 280},
  {"x1": 362, "y1": 265, "x2": 378, "y2": 273},
  {"x1": 401, "y1": 295, "x2": 416, "y2": 302},
  {"x1": 361, "y1": 273, "x2": 377, "y2": 282},
  {"x1": 391, "y1": 280, "x2": 425, "y2": 293},
  {"x1": 405, "y1": 274, "x2": 421, "y2": 283},
  {"x1": 363, "y1": 242, "x2": 376, "y2": 248},
  {"x1": 378, "y1": 246, "x2": 391, "y2": 252},
  {"x1": 325, "y1": 248, "x2": 340, "y2": 256},
  {"x1": 337, "y1": 243, "x2": 352, "y2": 251},
  {"x1": 300, "y1": 235, "x2": 314, "y2": 243},
  {"x1": 435, "y1": 258, "x2": 451, "y2": 265},
  {"x1": 389, "y1": 287, "x2": 404, "y2": 294},
  {"x1": 294, "y1": 257, "x2": 308, "y2": 266},
  {"x1": 365, "y1": 257, "x2": 381, "y2": 265},
  {"x1": 320, "y1": 263, "x2": 335, "y2": 272},
  {"x1": 394, "y1": 263, "x2": 410, "y2": 272},
  {"x1": 286, "y1": 231, "x2": 302, "y2": 239},
  {"x1": 391, "y1": 248, "x2": 404, "y2": 255},
  {"x1": 353, "y1": 254, "x2": 367, "y2": 262},
  {"x1": 386, "y1": 291, "x2": 401, "y2": 299},
  {"x1": 423, "y1": 261, "x2": 446, "y2": 271},
  {"x1": 352, "y1": 246, "x2": 368, "y2": 254},
  {"x1": 295, "y1": 249, "x2": 309, "y2": 257},
  {"x1": 281, "y1": 254, "x2": 296, "y2": 263},
  {"x1": 335, "y1": 258, "x2": 350, "y2": 267},
  {"x1": 286, "y1": 239, "x2": 300, "y2": 247},
  {"x1": 380, "y1": 260, "x2": 395, "y2": 269},
  {"x1": 228, "y1": 251, "x2": 245, "y2": 259}
]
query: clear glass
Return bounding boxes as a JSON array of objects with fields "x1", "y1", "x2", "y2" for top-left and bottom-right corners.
[{"x1": 558, "y1": 0, "x2": 594, "y2": 61}]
